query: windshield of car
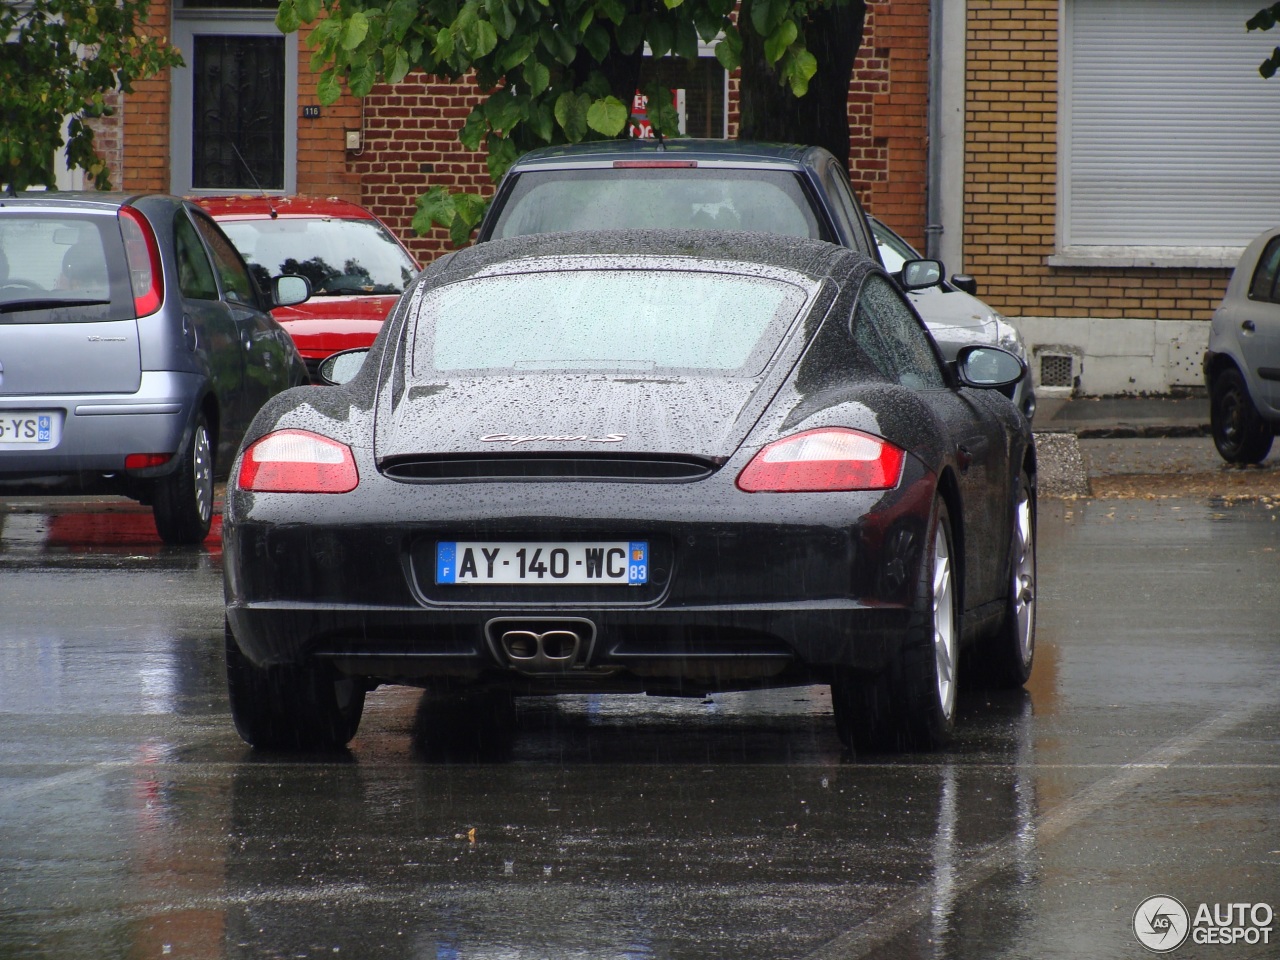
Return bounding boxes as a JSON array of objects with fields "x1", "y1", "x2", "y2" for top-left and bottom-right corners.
[
  {"x1": 490, "y1": 168, "x2": 827, "y2": 241},
  {"x1": 219, "y1": 217, "x2": 419, "y2": 296},
  {"x1": 415, "y1": 267, "x2": 809, "y2": 376},
  {"x1": 0, "y1": 214, "x2": 132, "y2": 322},
  {"x1": 870, "y1": 219, "x2": 917, "y2": 274}
]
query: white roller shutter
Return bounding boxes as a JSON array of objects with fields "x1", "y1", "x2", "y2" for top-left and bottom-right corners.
[{"x1": 1062, "y1": 0, "x2": 1280, "y2": 254}]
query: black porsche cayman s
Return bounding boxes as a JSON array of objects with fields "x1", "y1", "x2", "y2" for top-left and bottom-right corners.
[{"x1": 222, "y1": 231, "x2": 1037, "y2": 753}]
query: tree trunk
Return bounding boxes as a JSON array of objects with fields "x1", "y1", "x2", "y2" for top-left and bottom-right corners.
[{"x1": 737, "y1": 1, "x2": 867, "y2": 170}]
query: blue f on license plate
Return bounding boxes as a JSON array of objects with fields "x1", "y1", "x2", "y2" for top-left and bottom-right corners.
[{"x1": 436, "y1": 541, "x2": 648, "y2": 585}]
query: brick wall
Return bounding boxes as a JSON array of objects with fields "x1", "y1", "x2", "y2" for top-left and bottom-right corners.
[
  {"x1": 352, "y1": 1, "x2": 932, "y2": 264},
  {"x1": 964, "y1": 0, "x2": 1229, "y2": 324},
  {"x1": 858, "y1": 0, "x2": 930, "y2": 248},
  {"x1": 294, "y1": 24, "x2": 364, "y2": 203},
  {"x1": 85, "y1": 91, "x2": 124, "y2": 188},
  {"x1": 351, "y1": 76, "x2": 490, "y2": 265},
  {"x1": 121, "y1": 0, "x2": 172, "y2": 192},
  {"x1": 105, "y1": 1, "x2": 933, "y2": 268}
]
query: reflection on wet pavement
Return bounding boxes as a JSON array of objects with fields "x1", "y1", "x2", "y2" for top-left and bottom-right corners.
[{"x1": 0, "y1": 498, "x2": 1277, "y2": 959}]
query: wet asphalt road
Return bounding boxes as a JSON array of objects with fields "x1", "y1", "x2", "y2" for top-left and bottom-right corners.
[{"x1": 0, "y1": 487, "x2": 1277, "y2": 960}]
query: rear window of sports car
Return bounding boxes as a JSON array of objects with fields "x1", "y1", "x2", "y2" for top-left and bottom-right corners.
[{"x1": 412, "y1": 269, "x2": 809, "y2": 376}]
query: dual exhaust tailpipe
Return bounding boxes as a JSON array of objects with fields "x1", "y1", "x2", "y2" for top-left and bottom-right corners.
[{"x1": 486, "y1": 618, "x2": 596, "y2": 674}]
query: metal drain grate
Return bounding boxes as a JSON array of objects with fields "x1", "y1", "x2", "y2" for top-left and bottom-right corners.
[{"x1": 1039, "y1": 354, "x2": 1073, "y2": 388}]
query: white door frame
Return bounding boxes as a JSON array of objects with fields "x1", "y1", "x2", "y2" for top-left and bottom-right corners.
[{"x1": 170, "y1": 9, "x2": 298, "y2": 196}]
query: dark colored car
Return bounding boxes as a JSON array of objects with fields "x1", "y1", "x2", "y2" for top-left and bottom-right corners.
[
  {"x1": 477, "y1": 139, "x2": 1033, "y2": 418},
  {"x1": 198, "y1": 196, "x2": 421, "y2": 380},
  {"x1": 477, "y1": 139, "x2": 880, "y2": 255},
  {"x1": 0, "y1": 192, "x2": 310, "y2": 544},
  {"x1": 222, "y1": 231, "x2": 1037, "y2": 754},
  {"x1": 1204, "y1": 225, "x2": 1280, "y2": 463}
]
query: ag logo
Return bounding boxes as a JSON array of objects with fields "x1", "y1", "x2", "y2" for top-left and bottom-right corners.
[{"x1": 1134, "y1": 895, "x2": 1190, "y2": 953}]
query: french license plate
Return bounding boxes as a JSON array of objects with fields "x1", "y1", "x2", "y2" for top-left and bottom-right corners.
[
  {"x1": 436, "y1": 541, "x2": 648, "y2": 585},
  {"x1": 0, "y1": 413, "x2": 57, "y2": 445}
]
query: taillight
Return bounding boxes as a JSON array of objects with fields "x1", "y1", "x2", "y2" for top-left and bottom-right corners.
[
  {"x1": 119, "y1": 206, "x2": 163, "y2": 317},
  {"x1": 237, "y1": 430, "x2": 359, "y2": 493},
  {"x1": 736, "y1": 428, "x2": 905, "y2": 492},
  {"x1": 125, "y1": 453, "x2": 172, "y2": 471}
]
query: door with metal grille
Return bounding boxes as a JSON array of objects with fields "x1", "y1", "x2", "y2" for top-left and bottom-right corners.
[{"x1": 170, "y1": 11, "x2": 297, "y2": 195}]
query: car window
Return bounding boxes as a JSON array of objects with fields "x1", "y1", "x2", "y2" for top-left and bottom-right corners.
[
  {"x1": 0, "y1": 213, "x2": 131, "y2": 323},
  {"x1": 414, "y1": 267, "x2": 808, "y2": 376},
  {"x1": 820, "y1": 160, "x2": 874, "y2": 256},
  {"x1": 218, "y1": 217, "x2": 419, "y2": 296},
  {"x1": 490, "y1": 169, "x2": 825, "y2": 241},
  {"x1": 190, "y1": 211, "x2": 256, "y2": 305},
  {"x1": 853, "y1": 274, "x2": 945, "y2": 390},
  {"x1": 174, "y1": 212, "x2": 220, "y2": 301},
  {"x1": 870, "y1": 220, "x2": 917, "y2": 274},
  {"x1": 1248, "y1": 236, "x2": 1280, "y2": 303}
]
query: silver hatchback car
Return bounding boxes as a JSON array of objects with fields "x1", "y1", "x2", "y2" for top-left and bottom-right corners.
[
  {"x1": 0, "y1": 193, "x2": 310, "y2": 543},
  {"x1": 1204, "y1": 225, "x2": 1280, "y2": 464}
]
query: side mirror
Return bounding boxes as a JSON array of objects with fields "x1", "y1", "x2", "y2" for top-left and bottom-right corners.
[
  {"x1": 900, "y1": 258, "x2": 944, "y2": 291},
  {"x1": 951, "y1": 273, "x2": 978, "y2": 296},
  {"x1": 318, "y1": 348, "x2": 369, "y2": 386},
  {"x1": 273, "y1": 274, "x2": 311, "y2": 308},
  {"x1": 955, "y1": 345, "x2": 1025, "y2": 389}
]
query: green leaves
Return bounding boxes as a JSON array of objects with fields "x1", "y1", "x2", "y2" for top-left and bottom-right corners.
[
  {"x1": 554, "y1": 91, "x2": 590, "y2": 142},
  {"x1": 1, "y1": 0, "x2": 183, "y2": 191},
  {"x1": 763, "y1": 19, "x2": 797, "y2": 65},
  {"x1": 413, "y1": 186, "x2": 490, "y2": 246},
  {"x1": 748, "y1": 0, "x2": 789, "y2": 38},
  {"x1": 269, "y1": 0, "x2": 848, "y2": 248},
  {"x1": 1247, "y1": 3, "x2": 1280, "y2": 31},
  {"x1": 1262, "y1": 45, "x2": 1280, "y2": 79},
  {"x1": 715, "y1": 29, "x2": 742, "y2": 71},
  {"x1": 341, "y1": 11, "x2": 370, "y2": 51},
  {"x1": 1246, "y1": 4, "x2": 1280, "y2": 77},
  {"x1": 586, "y1": 96, "x2": 629, "y2": 136}
]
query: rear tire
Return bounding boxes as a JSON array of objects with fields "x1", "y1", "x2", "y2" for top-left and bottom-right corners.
[
  {"x1": 224, "y1": 619, "x2": 365, "y2": 750},
  {"x1": 154, "y1": 414, "x2": 215, "y2": 545},
  {"x1": 1210, "y1": 366, "x2": 1273, "y2": 464},
  {"x1": 973, "y1": 469, "x2": 1036, "y2": 688},
  {"x1": 832, "y1": 497, "x2": 959, "y2": 753}
]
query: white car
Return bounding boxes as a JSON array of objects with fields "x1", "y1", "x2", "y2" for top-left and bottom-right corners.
[
  {"x1": 870, "y1": 217, "x2": 1035, "y2": 420},
  {"x1": 1204, "y1": 225, "x2": 1280, "y2": 464}
]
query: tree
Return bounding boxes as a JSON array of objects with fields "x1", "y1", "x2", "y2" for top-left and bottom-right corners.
[
  {"x1": 1, "y1": 0, "x2": 183, "y2": 193},
  {"x1": 738, "y1": 0, "x2": 865, "y2": 169},
  {"x1": 1248, "y1": 3, "x2": 1280, "y2": 78},
  {"x1": 277, "y1": 0, "x2": 866, "y2": 244}
]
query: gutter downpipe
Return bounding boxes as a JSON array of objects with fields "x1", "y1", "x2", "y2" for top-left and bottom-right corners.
[{"x1": 926, "y1": 0, "x2": 966, "y2": 275}]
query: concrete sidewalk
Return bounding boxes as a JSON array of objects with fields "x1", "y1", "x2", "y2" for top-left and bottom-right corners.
[
  {"x1": 1032, "y1": 393, "x2": 1209, "y2": 438},
  {"x1": 1030, "y1": 391, "x2": 1280, "y2": 497}
]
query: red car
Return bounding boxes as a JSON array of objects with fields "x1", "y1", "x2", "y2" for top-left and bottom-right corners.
[{"x1": 197, "y1": 196, "x2": 421, "y2": 379}]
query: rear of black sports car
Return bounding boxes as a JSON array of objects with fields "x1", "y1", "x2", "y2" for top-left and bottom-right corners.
[{"x1": 222, "y1": 232, "x2": 1028, "y2": 751}]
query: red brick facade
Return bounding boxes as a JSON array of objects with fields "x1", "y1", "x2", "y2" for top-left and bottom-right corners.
[
  {"x1": 105, "y1": 0, "x2": 1232, "y2": 354},
  {"x1": 119, "y1": 1, "x2": 932, "y2": 267}
]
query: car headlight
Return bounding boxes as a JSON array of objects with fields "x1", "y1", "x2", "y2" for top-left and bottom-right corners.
[{"x1": 994, "y1": 317, "x2": 1027, "y2": 360}]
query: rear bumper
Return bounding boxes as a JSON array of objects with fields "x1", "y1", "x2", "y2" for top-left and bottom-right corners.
[
  {"x1": 223, "y1": 462, "x2": 938, "y2": 691},
  {"x1": 226, "y1": 600, "x2": 911, "y2": 693},
  {"x1": 0, "y1": 371, "x2": 200, "y2": 485}
]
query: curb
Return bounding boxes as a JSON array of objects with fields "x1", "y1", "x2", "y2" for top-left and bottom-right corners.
[{"x1": 1072, "y1": 424, "x2": 1211, "y2": 440}]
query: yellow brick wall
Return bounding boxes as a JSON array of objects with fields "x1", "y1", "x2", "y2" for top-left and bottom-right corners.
[{"x1": 964, "y1": 0, "x2": 1230, "y2": 323}]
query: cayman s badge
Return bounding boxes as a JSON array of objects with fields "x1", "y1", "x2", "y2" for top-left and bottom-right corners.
[{"x1": 480, "y1": 433, "x2": 626, "y2": 445}]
